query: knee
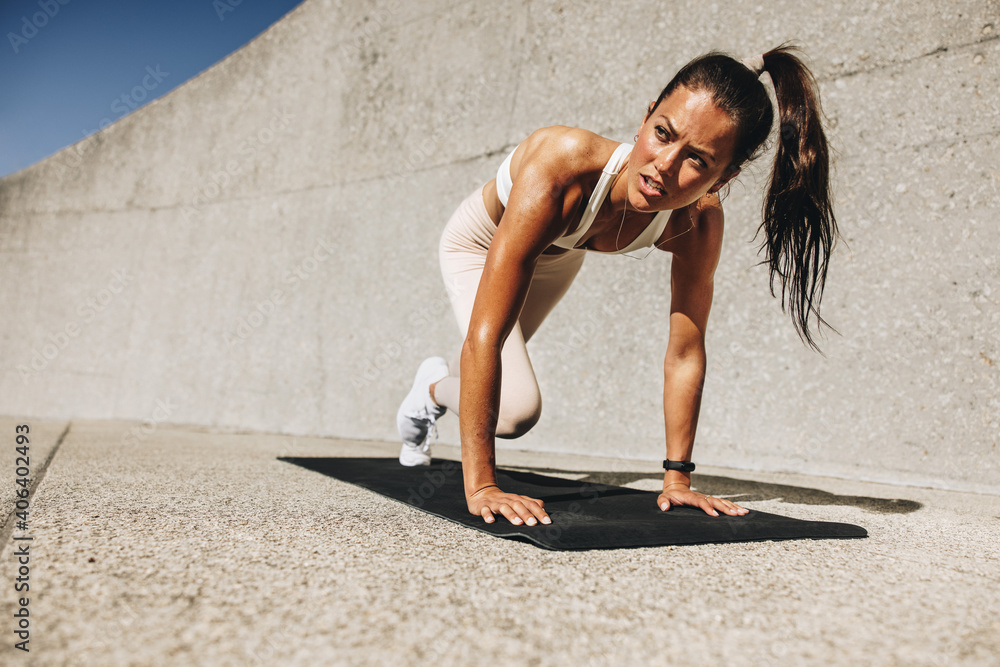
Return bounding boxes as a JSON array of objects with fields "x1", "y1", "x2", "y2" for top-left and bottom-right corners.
[{"x1": 495, "y1": 400, "x2": 542, "y2": 439}]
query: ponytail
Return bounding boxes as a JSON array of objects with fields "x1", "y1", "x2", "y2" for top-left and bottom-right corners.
[
  {"x1": 758, "y1": 45, "x2": 839, "y2": 351},
  {"x1": 655, "y1": 44, "x2": 840, "y2": 351}
]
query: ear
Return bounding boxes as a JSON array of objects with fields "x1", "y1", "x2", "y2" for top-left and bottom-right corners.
[{"x1": 707, "y1": 168, "x2": 740, "y2": 195}]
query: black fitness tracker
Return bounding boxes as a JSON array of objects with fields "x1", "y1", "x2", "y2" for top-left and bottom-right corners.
[{"x1": 662, "y1": 459, "x2": 696, "y2": 473}]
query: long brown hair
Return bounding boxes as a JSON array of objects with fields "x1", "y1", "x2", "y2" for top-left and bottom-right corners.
[{"x1": 655, "y1": 44, "x2": 839, "y2": 351}]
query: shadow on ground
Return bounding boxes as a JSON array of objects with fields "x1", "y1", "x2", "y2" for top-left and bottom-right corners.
[{"x1": 505, "y1": 466, "x2": 922, "y2": 515}]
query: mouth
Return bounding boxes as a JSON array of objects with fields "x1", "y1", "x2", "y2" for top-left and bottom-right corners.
[{"x1": 640, "y1": 174, "x2": 666, "y2": 197}]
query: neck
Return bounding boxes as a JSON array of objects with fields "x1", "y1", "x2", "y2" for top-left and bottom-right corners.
[
  {"x1": 605, "y1": 165, "x2": 632, "y2": 216},
  {"x1": 604, "y1": 166, "x2": 660, "y2": 231}
]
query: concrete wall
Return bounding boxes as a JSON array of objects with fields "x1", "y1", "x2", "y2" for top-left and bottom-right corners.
[{"x1": 1, "y1": 0, "x2": 998, "y2": 493}]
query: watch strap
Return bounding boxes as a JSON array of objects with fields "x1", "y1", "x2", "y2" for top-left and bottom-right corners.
[{"x1": 662, "y1": 459, "x2": 696, "y2": 473}]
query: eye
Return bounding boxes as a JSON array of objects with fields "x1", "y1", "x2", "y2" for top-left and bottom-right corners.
[
  {"x1": 655, "y1": 125, "x2": 668, "y2": 140},
  {"x1": 690, "y1": 153, "x2": 707, "y2": 168}
]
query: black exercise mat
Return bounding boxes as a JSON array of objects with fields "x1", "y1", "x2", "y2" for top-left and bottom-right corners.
[{"x1": 280, "y1": 456, "x2": 867, "y2": 550}]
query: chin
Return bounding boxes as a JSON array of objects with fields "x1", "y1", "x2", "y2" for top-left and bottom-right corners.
[{"x1": 632, "y1": 195, "x2": 672, "y2": 213}]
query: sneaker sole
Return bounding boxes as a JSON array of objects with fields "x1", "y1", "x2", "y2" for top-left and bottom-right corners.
[{"x1": 399, "y1": 444, "x2": 432, "y2": 466}]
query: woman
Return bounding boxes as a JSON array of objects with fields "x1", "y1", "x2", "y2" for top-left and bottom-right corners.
[{"x1": 396, "y1": 45, "x2": 838, "y2": 528}]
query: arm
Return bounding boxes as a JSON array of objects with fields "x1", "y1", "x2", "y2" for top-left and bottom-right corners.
[
  {"x1": 661, "y1": 269, "x2": 710, "y2": 489},
  {"x1": 461, "y1": 131, "x2": 586, "y2": 525},
  {"x1": 460, "y1": 229, "x2": 544, "y2": 499},
  {"x1": 657, "y1": 202, "x2": 747, "y2": 517}
]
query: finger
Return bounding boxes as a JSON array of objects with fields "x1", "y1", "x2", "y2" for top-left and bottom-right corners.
[
  {"x1": 725, "y1": 501, "x2": 748, "y2": 516},
  {"x1": 657, "y1": 495, "x2": 671, "y2": 511},
  {"x1": 509, "y1": 501, "x2": 539, "y2": 526},
  {"x1": 496, "y1": 504, "x2": 523, "y2": 526},
  {"x1": 531, "y1": 507, "x2": 552, "y2": 525},
  {"x1": 481, "y1": 506, "x2": 495, "y2": 524},
  {"x1": 700, "y1": 496, "x2": 720, "y2": 517},
  {"x1": 711, "y1": 497, "x2": 749, "y2": 516},
  {"x1": 523, "y1": 499, "x2": 551, "y2": 525},
  {"x1": 717, "y1": 501, "x2": 741, "y2": 516},
  {"x1": 709, "y1": 497, "x2": 733, "y2": 511}
]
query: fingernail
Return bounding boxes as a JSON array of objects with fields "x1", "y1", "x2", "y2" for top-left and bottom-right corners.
[
  {"x1": 541, "y1": 517, "x2": 551, "y2": 524},
  {"x1": 660, "y1": 502, "x2": 668, "y2": 511},
  {"x1": 512, "y1": 518, "x2": 522, "y2": 525},
  {"x1": 486, "y1": 516, "x2": 493, "y2": 523},
  {"x1": 526, "y1": 518, "x2": 537, "y2": 526}
]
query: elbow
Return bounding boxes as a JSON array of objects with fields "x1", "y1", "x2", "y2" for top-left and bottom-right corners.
[
  {"x1": 664, "y1": 341, "x2": 707, "y2": 374},
  {"x1": 462, "y1": 325, "x2": 502, "y2": 361}
]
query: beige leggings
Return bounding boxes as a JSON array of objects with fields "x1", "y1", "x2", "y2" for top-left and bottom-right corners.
[{"x1": 434, "y1": 186, "x2": 586, "y2": 438}]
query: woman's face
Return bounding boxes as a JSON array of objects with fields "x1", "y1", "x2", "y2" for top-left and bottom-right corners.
[{"x1": 628, "y1": 85, "x2": 739, "y2": 212}]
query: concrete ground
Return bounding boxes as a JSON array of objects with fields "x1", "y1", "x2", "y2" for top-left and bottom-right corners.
[{"x1": 0, "y1": 417, "x2": 997, "y2": 666}]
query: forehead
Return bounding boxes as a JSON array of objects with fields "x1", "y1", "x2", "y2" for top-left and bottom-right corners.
[{"x1": 655, "y1": 85, "x2": 736, "y2": 161}]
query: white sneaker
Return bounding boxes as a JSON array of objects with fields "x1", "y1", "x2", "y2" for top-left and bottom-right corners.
[{"x1": 397, "y1": 357, "x2": 449, "y2": 466}]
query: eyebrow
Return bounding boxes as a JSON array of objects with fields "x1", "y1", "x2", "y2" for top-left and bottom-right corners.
[{"x1": 664, "y1": 116, "x2": 716, "y2": 166}]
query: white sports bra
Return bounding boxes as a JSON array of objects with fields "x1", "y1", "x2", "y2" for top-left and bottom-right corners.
[{"x1": 495, "y1": 142, "x2": 672, "y2": 254}]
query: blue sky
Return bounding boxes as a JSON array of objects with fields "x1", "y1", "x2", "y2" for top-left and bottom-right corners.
[{"x1": 0, "y1": 0, "x2": 304, "y2": 178}]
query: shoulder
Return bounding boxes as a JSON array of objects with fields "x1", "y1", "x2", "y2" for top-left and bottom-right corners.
[
  {"x1": 521, "y1": 125, "x2": 611, "y2": 158},
  {"x1": 487, "y1": 129, "x2": 615, "y2": 260},
  {"x1": 511, "y1": 126, "x2": 618, "y2": 187},
  {"x1": 692, "y1": 193, "x2": 725, "y2": 241}
]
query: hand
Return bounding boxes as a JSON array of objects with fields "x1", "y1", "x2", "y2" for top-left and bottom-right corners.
[
  {"x1": 467, "y1": 485, "x2": 551, "y2": 526},
  {"x1": 657, "y1": 482, "x2": 748, "y2": 517}
]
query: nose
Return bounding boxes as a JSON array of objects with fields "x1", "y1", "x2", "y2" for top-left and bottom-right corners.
[{"x1": 654, "y1": 144, "x2": 682, "y2": 177}]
